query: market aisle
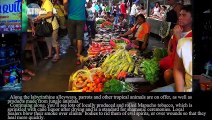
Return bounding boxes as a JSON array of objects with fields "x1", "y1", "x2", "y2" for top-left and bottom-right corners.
[
  {"x1": 22, "y1": 35, "x2": 80, "y2": 92},
  {"x1": 22, "y1": 35, "x2": 164, "y2": 92}
]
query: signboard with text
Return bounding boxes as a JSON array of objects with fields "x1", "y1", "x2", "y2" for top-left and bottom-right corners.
[{"x1": 0, "y1": 0, "x2": 22, "y2": 33}]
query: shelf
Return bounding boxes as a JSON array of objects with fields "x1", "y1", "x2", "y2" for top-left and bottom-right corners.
[{"x1": 0, "y1": 60, "x2": 20, "y2": 69}]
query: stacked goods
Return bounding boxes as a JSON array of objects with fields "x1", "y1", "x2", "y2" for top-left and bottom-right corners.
[
  {"x1": 110, "y1": 38, "x2": 130, "y2": 49},
  {"x1": 82, "y1": 69, "x2": 107, "y2": 92},
  {"x1": 96, "y1": 18, "x2": 106, "y2": 24},
  {"x1": 71, "y1": 70, "x2": 92, "y2": 91},
  {"x1": 101, "y1": 21, "x2": 113, "y2": 28},
  {"x1": 101, "y1": 49, "x2": 143, "y2": 79},
  {"x1": 140, "y1": 58, "x2": 160, "y2": 84},
  {"x1": 70, "y1": 68, "x2": 108, "y2": 92},
  {"x1": 87, "y1": 42, "x2": 113, "y2": 58},
  {"x1": 152, "y1": 48, "x2": 168, "y2": 61},
  {"x1": 84, "y1": 53, "x2": 109, "y2": 69},
  {"x1": 103, "y1": 79, "x2": 136, "y2": 92}
]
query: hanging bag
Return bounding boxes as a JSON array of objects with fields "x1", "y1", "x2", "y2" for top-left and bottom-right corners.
[{"x1": 35, "y1": 16, "x2": 54, "y2": 37}]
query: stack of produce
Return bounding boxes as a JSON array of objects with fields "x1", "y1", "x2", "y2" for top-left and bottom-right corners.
[
  {"x1": 70, "y1": 68, "x2": 109, "y2": 92},
  {"x1": 96, "y1": 18, "x2": 106, "y2": 24},
  {"x1": 82, "y1": 69, "x2": 107, "y2": 92},
  {"x1": 84, "y1": 53, "x2": 109, "y2": 69},
  {"x1": 140, "y1": 58, "x2": 160, "y2": 84},
  {"x1": 87, "y1": 42, "x2": 113, "y2": 58},
  {"x1": 110, "y1": 38, "x2": 130, "y2": 49},
  {"x1": 101, "y1": 49, "x2": 143, "y2": 79},
  {"x1": 71, "y1": 69, "x2": 92, "y2": 91},
  {"x1": 101, "y1": 21, "x2": 113, "y2": 28},
  {"x1": 103, "y1": 79, "x2": 136, "y2": 92},
  {"x1": 152, "y1": 48, "x2": 168, "y2": 61}
]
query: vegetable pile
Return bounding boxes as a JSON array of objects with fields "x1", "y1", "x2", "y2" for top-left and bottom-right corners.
[
  {"x1": 140, "y1": 58, "x2": 160, "y2": 84},
  {"x1": 103, "y1": 79, "x2": 136, "y2": 92},
  {"x1": 152, "y1": 48, "x2": 168, "y2": 61},
  {"x1": 110, "y1": 38, "x2": 130, "y2": 49},
  {"x1": 96, "y1": 19, "x2": 106, "y2": 24}
]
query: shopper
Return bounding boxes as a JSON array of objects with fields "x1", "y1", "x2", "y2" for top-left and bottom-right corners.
[
  {"x1": 129, "y1": 1, "x2": 139, "y2": 26},
  {"x1": 163, "y1": 0, "x2": 183, "y2": 48},
  {"x1": 63, "y1": 0, "x2": 86, "y2": 65},
  {"x1": 34, "y1": 0, "x2": 60, "y2": 62},
  {"x1": 53, "y1": 0, "x2": 67, "y2": 37},
  {"x1": 21, "y1": 0, "x2": 36, "y2": 81},
  {"x1": 120, "y1": 1, "x2": 127, "y2": 18},
  {"x1": 173, "y1": 5, "x2": 192, "y2": 92},
  {"x1": 86, "y1": 1, "x2": 97, "y2": 39},
  {"x1": 166, "y1": 0, "x2": 183, "y2": 29},
  {"x1": 151, "y1": 5, "x2": 193, "y2": 92},
  {"x1": 119, "y1": 14, "x2": 150, "y2": 52}
]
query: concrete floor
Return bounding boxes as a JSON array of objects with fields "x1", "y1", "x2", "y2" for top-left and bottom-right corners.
[{"x1": 22, "y1": 35, "x2": 165, "y2": 92}]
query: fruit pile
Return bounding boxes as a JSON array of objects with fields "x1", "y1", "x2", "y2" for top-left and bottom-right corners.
[
  {"x1": 71, "y1": 70, "x2": 92, "y2": 91},
  {"x1": 82, "y1": 70, "x2": 108, "y2": 92},
  {"x1": 71, "y1": 68, "x2": 109, "y2": 92}
]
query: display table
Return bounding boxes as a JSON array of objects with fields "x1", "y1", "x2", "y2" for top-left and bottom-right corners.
[{"x1": 146, "y1": 17, "x2": 163, "y2": 35}]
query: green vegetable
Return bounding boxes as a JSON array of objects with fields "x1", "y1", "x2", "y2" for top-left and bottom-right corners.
[
  {"x1": 96, "y1": 19, "x2": 106, "y2": 24},
  {"x1": 140, "y1": 58, "x2": 160, "y2": 84},
  {"x1": 153, "y1": 48, "x2": 168, "y2": 61},
  {"x1": 103, "y1": 79, "x2": 136, "y2": 92},
  {"x1": 103, "y1": 79, "x2": 123, "y2": 92}
]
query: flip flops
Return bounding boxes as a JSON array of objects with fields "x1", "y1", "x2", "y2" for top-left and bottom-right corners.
[
  {"x1": 52, "y1": 58, "x2": 60, "y2": 62},
  {"x1": 22, "y1": 75, "x2": 31, "y2": 81},
  {"x1": 44, "y1": 56, "x2": 52, "y2": 60},
  {"x1": 24, "y1": 69, "x2": 35, "y2": 76},
  {"x1": 76, "y1": 60, "x2": 81, "y2": 65}
]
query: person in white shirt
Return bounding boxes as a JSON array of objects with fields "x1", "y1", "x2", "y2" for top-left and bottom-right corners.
[
  {"x1": 159, "y1": 5, "x2": 167, "y2": 20},
  {"x1": 151, "y1": 2, "x2": 161, "y2": 16},
  {"x1": 86, "y1": 1, "x2": 96, "y2": 39},
  {"x1": 129, "y1": 1, "x2": 138, "y2": 26},
  {"x1": 151, "y1": 5, "x2": 193, "y2": 92}
]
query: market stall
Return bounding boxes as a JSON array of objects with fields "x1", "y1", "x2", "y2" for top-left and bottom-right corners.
[{"x1": 66, "y1": 20, "x2": 168, "y2": 93}]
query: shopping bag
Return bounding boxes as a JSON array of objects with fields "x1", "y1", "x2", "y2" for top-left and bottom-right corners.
[{"x1": 35, "y1": 19, "x2": 53, "y2": 37}]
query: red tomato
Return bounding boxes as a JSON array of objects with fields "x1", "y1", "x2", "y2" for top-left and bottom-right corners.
[
  {"x1": 94, "y1": 78, "x2": 101, "y2": 84},
  {"x1": 82, "y1": 87, "x2": 88, "y2": 92},
  {"x1": 98, "y1": 88, "x2": 102, "y2": 92},
  {"x1": 97, "y1": 83, "x2": 103, "y2": 89},
  {"x1": 94, "y1": 88, "x2": 99, "y2": 92}
]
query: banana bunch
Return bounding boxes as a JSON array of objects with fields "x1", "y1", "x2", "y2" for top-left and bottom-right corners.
[{"x1": 101, "y1": 49, "x2": 136, "y2": 77}]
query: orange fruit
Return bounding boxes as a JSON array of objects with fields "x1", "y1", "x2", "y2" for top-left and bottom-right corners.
[{"x1": 87, "y1": 83, "x2": 92, "y2": 87}]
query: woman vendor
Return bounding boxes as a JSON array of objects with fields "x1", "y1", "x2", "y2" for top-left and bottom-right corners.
[{"x1": 119, "y1": 14, "x2": 151, "y2": 51}]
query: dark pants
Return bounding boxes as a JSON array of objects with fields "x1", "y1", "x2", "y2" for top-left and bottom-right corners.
[
  {"x1": 67, "y1": 20, "x2": 85, "y2": 46},
  {"x1": 86, "y1": 21, "x2": 96, "y2": 39}
]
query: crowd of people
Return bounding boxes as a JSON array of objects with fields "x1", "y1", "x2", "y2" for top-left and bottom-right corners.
[{"x1": 22, "y1": 0, "x2": 192, "y2": 92}]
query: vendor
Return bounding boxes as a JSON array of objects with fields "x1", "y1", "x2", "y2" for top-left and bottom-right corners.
[
  {"x1": 104, "y1": 12, "x2": 115, "y2": 23},
  {"x1": 151, "y1": 2, "x2": 161, "y2": 17},
  {"x1": 119, "y1": 14, "x2": 150, "y2": 51},
  {"x1": 115, "y1": 14, "x2": 127, "y2": 29}
]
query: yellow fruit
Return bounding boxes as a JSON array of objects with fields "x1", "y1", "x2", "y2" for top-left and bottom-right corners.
[{"x1": 72, "y1": 87, "x2": 77, "y2": 90}]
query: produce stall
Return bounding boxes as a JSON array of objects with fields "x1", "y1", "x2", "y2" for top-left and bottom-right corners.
[{"x1": 67, "y1": 20, "x2": 168, "y2": 93}]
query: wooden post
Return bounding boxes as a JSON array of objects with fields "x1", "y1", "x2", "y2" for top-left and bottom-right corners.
[{"x1": 147, "y1": 0, "x2": 150, "y2": 17}]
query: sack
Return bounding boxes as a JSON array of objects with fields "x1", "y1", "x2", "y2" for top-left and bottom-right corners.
[{"x1": 35, "y1": 19, "x2": 53, "y2": 37}]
